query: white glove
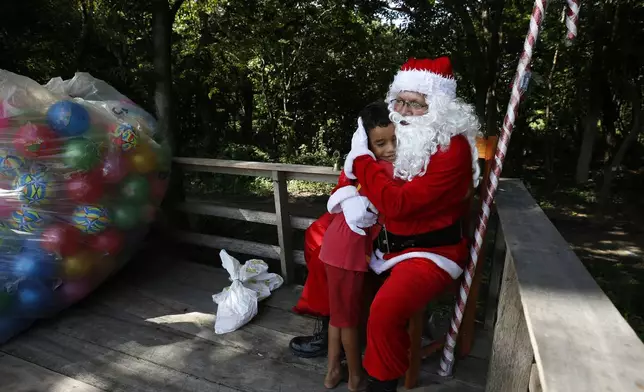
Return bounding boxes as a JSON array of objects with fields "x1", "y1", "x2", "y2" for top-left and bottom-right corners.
[
  {"x1": 343, "y1": 117, "x2": 375, "y2": 180},
  {"x1": 341, "y1": 195, "x2": 377, "y2": 236}
]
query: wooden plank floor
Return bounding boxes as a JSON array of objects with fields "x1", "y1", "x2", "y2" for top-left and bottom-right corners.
[{"x1": 0, "y1": 252, "x2": 490, "y2": 392}]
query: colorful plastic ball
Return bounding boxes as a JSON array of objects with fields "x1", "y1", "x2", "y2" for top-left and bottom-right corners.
[
  {"x1": 63, "y1": 138, "x2": 101, "y2": 171},
  {"x1": 65, "y1": 171, "x2": 104, "y2": 204},
  {"x1": 41, "y1": 223, "x2": 82, "y2": 257},
  {"x1": 92, "y1": 254, "x2": 117, "y2": 280},
  {"x1": 129, "y1": 142, "x2": 157, "y2": 174},
  {"x1": 111, "y1": 204, "x2": 140, "y2": 230},
  {"x1": 13, "y1": 122, "x2": 61, "y2": 158},
  {"x1": 120, "y1": 175, "x2": 150, "y2": 204},
  {"x1": 16, "y1": 280, "x2": 53, "y2": 313},
  {"x1": 58, "y1": 279, "x2": 94, "y2": 305},
  {"x1": 72, "y1": 205, "x2": 110, "y2": 234},
  {"x1": 88, "y1": 228, "x2": 123, "y2": 255},
  {"x1": 14, "y1": 170, "x2": 52, "y2": 205},
  {"x1": 0, "y1": 196, "x2": 21, "y2": 219},
  {"x1": 9, "y1": 207, "x2": 46, "y2": 233},
  {"x1": 46, "y1": 100, "x2": 90, "y2": 137},
  {"x1": 101, "y1": 153, "x2": 130, "y2": 184},
  {"x1": 62, "y1": 250, "x2": 95, "y2": 279},
  {"x1": 110, "y1": 123, "x2": 139, "y2": 152},
  {"x1": 0, "y1": 149, "x2": 26, "y2": 179},
  {"x1": 0, "y1": 225, "x2": 24, "y2": 254},
  {"x1": 12, "y1": 250, "x2": 57, "y2": 279}
]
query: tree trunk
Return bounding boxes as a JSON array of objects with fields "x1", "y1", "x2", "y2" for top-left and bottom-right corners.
[
  {"x1": 240, "y1": 70, "x2": 254, "y2": 143},
  {"x1": 599, "y1": 84, "x2": 642, "y2": 206},
  {"x1": 483, "y1": 0, "x2": 505, "y2": 134},
  {"x1": 574, "y1": 2, "x2": 616, "y2": 184},
  {"x1": 574, "y1": 38, "x2": 605, "y2": 182},
  {"x1": 153, "y1": 0, "x2": 187, "y2": 230},
  {"x1": 575, "y1": 113, "x2": 600, "y2": 183},
  {"x1": 75, "y1": 0, "x2": 94, "y2": 70},
  {"x1": 153, "y1": 0, "x2": 175, "y2": 147}
]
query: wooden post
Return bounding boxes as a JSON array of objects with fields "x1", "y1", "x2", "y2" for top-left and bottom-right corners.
[
  {"x1": 485, "y1": 253, "x2": 533, "y2": 392},
  {"x1": 272, "y1": 171, "x2": 294, "y2": 283},
  {"x1": 484, "y1": 220, "x2": 506, "y2": 331},
  {"x1": 529, "y1": 363, "x2": 543, "y2": 392}
]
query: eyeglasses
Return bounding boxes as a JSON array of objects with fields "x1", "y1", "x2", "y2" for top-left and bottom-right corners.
[{"x1": 390, "y1": 99, "x2": 428, "y2": 110}]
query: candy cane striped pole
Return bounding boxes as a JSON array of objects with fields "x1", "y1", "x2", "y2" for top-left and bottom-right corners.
[
  {"x1": 566, "y1": 0, "x2": 580, "y2": 43},
  {"x1": 438, "y1": 0, "x2": 551, "y2": 377}
]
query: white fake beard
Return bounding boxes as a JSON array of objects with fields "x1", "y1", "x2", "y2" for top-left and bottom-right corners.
[{"x1": 389, "y1": 95, "x2": 481, "y2": 182}]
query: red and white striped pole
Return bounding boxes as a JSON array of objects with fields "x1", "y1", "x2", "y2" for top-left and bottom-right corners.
[
  {"x1": 438, "y1": 0, "x2": 551, "y2": 377},
  {"x1": 565, "y1": 0, "x2": 580, "y2": 43}
]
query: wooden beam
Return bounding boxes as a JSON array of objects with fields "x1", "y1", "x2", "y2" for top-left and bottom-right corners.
[
  {"x1": 173, "y1": 157, "x2": 339, "y2": 183},
  {"x1": 495, "y1": 179, "x2": 644, "y2": 392},
  {"x1": 174, "y1": 230, "x2": 281, "y2": 258},
  {"x1": 484, "y1": 220, "x2": 506, "y2": 331},
  {"x1": 175, "y1": 202, "x2": 315, "y2": 230},
  {"x1": 530, "y1": 363, "x2": 543, "y2": 392},
  {"x1": 485, "y1": 252, "x2": 534, "y2": 392},
  {"x1": 173, "y1": 230, "x2": 305, "y2": 267},
  {"x1": 176, "y1": 202, "x2": 277, "y2": 225},
  {"x1": 273, "y1": 171, "x2": 294, "y2": 283}
]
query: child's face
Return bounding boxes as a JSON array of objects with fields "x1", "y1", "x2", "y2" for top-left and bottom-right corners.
[{"x1": 368, "y1": 124, "x2": 396, "y2": 162}]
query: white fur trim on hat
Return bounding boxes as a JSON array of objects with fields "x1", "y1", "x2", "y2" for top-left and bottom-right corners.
[{"x1": 387, "y1": 69, "x2": 457, "y2": 101}]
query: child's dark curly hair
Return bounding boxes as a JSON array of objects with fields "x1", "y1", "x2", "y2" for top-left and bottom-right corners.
[{"x1": 359, "y1": 101, "x2": 392, "y2": 133}]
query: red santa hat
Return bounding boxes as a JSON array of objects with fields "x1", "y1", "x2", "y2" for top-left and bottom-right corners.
[{"x1": 387, "y1": 57, "x2": 457, "y2": 101}]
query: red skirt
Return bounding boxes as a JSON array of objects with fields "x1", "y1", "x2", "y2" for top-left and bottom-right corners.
[
  {"x1": 325, "y1": 264, "x2": 365, "y2": 328},
  {"x1": 319, "y1": 212, "x2": 372, "y2": 272}
]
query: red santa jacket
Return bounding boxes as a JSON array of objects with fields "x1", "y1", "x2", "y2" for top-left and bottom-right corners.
[
  {"x1": 341, "y1": 135, "x2": 473, "y2": 278},
  {"x1": 292, "y1": 139, "x2": 471, "y2": 316}
]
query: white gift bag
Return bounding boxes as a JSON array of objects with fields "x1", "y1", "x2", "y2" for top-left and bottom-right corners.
[{"x1": 212, "y1": 250, "x2": 284, "y2": 334}]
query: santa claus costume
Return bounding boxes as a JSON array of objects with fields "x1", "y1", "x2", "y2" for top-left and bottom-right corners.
[{"x1": 293, "y1": 57, "x2": 481, "y2": 392}]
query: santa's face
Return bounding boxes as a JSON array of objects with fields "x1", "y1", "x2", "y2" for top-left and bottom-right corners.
[{"x1": 391, "y1": 91, "x2": 428, "y2": 117}]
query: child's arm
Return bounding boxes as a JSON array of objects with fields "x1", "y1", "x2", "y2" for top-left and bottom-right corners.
[{"x1": 327, "y1": 169, "x2": 359, "y2": 213}]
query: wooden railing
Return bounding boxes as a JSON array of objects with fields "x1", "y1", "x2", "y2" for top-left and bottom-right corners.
[
  {"x1": 487, "y1": 179, "x2": 644, "y2": 392},
  {"x1": 172, "y1": 157, "x2": 339, "y2": 283},
  {"x1": 171, "y1": 136, "x2": 498, "y2": 285},
  {"x1": 170, "y1": 158, "x2": 644, "y2": 391}
]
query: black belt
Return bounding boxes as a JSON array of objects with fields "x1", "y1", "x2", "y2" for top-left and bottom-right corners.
[{"x1": 376, "y1": 220, "x2": 464, "y2": 253}]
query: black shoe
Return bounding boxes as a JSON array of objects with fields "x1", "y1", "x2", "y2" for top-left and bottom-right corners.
[
  {"x1": 289, "y1": 317, "x2": 329, "y2": 358},
  {"x1": 366, "y1": 377, "x2": 398, "y2": 392}
]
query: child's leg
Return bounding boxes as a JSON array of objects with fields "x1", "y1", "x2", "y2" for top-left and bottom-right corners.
[
  {"x1": 343, "y1": 270, "x2": 368, "y2": 391},
  {"x1": 325, "y1": 325, "x2": 343, "y2": 389},
  {"x1": 341, "y1": 326, "x2": 367, "y2": 391}
]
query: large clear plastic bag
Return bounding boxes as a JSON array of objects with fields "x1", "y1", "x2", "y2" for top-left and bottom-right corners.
[
  {"x1": 212, "y1": 250, "x2": 284, "y2": 334},
  {"x1": 0, "y1": 70, "x2": 171, "y2": 342}
]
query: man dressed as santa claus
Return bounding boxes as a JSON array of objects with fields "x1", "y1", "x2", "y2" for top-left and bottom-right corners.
[{"x1": 291, "y1": 57, "x2": 481, "y2": 392}]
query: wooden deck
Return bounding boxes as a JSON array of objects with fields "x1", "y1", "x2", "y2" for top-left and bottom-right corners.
[{"x1": 0, "y1": 251, "x2": 490, "y2": 392}]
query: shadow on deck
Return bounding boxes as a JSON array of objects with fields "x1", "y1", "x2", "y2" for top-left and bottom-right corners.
[{"x1": 0, "y1": 245, "x2": 490, "y2": 392}]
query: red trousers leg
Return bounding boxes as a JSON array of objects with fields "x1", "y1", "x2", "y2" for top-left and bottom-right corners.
[{"x1": 363, "y1": 258, "x2": 453, "y2": 381}]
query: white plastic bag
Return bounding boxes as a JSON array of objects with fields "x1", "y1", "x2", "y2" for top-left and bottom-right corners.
[{"x1": 212, "y1": 250, "x2": 284, "y2": 334}]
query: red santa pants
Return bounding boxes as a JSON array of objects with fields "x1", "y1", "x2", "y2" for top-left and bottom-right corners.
[{"x1": 363, "y1": 257, "x2": 454, "y2": 381}]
